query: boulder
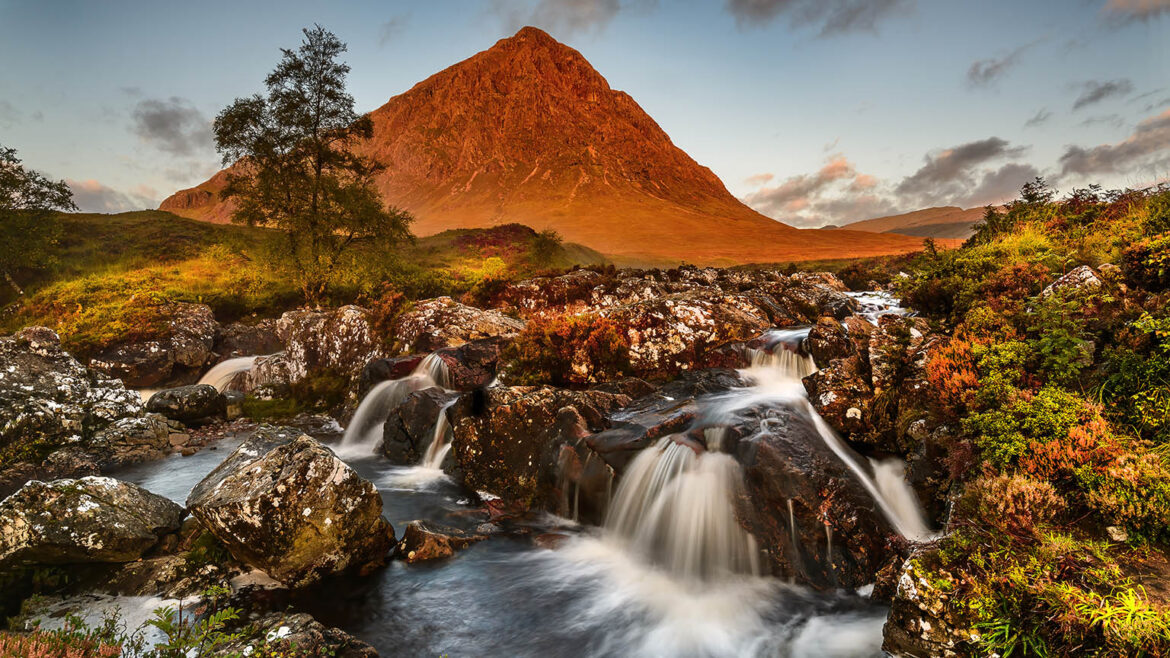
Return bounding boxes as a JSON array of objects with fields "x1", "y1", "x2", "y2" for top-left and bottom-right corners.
[
  {"x1": 0, "y1": 476, "x2": 182, "y2": 568},
  {"x1": 882, "y1": 548, "x2": 979, "y2": 657},
  {"x1": 501, "y1": 268, "x2": 610, "y2": 312},
  {"x1": 434, "y1": 337, "x2": 508, "y2": 389},
  {"x1": 212, "y1": 612, "x2": 377, "y2": 658},
  {"x1": 735, "y1": 402, "x2": 901, "y2": 590},
  {"x1": 0, "y1": 327, "x2": 160, "y2": 498},
  {"x1": 449, "y1": 386, "x2": 630, "y2": 519},
  {"x1": 90, "y1": 302, "x2": 218, "y2": 387},
  {"x1": 86, "y1": 416, "x2": 171, "y2": 466},
  {"x1": 393, "y1": 296, "x2": 525, "y2": 353},
  {"x1": 213, "y1": 320, "x2": 281, "y2": 358},
  {"x1": 397, "y1": 520, "x2": 486, "y2": 562},
  {"x1": 1041, "y1": 264, "x2": 1102, "y2": 298},
  {"x1": 358, "y1": 355, "x2": 424, "y2": 397},
  {"x1": 145, "y1": 385, "x2": 226, "y2": 424},
  {"x1": 381, "y1": 388, "x2": 457, "y2": 465},
  {"x1": 803, "y1": 355, "x2": 873, "y2": 440},
  {"x1": 272, "y1": 305, "x2": 385, "y2": 384},
  {"x1": 805, "y1": 316, "x2": 852, "y2": 365},
  {"x1": 186, "y1": 428, "x2": 394, "y2": 587}
]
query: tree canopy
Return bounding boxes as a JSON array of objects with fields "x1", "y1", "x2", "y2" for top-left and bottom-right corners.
[
  {"x1": 0, "y1": 145, "x2": 76, "y2": 299},
  {"x1": 213, "y1": 25, "x2": 413, "y2": 303}
]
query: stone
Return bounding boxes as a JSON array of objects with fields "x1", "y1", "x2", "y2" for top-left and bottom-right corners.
[
  {"x1": 0, "y1": 476, "x2": 182, "y2": 568},
  {"x1": 805, "y1": 316, "x2": 853, "y2": 365},
  {"x1": 186, "y1": 427, "x2": 394, "y2": 587},
  {"x1": 211, "y1": 612, "x2": 377, "y2": 658},
  {"x1": 381, "y1": 387, "x2": 457, "y2": 465},
  {"x1": 213, "y1": 320, "x2": 281, "y2": 358},
  {"x1": 882, "y1": 549, "x2": 979, "y2": 657},
  {"x1": 90, "y1": 302, "x2": 218, "y2": 387},
  {"x1": 145, "y1": 384, "x2": 226, "y2": 423},
  {"x1": 397, "y1": 520, "x2": 486, "y2": 562},
  {"x1": 1041, "y1": 264, "x2": 1102, "y2": 298},
  {"x1": 393, "y1": 296, "x2": 525, "y2": 353}
]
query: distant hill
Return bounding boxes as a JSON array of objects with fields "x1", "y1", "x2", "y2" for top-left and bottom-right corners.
[
  {"x1": 161, "y1": 26, "x2": 930, "y2": 266},
  {"x1": 837, "y1": 206, "x2": 986, "y2": 240}
]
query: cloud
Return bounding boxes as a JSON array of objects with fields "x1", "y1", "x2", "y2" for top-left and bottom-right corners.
[
  {"x1": 67, "y1": 179, "x2": 157, "y2": 213},
  {"x1": 0, "y1": 100, "x2": 20, "y2": 129},
  {"x1": 377, "y1": 14, "x2": 409, "y2": 46},
  {"x1": 1072, "y1": 78, "x2": 1134, "y2": 111},
  {"x1": 744, "y1": 172, "x2": 774, "y2": 186},
  {"x1": 130, "y1": 96, "x2": 213, "y2": 156},
  {"x1": 895, "y1": 137, "x2": 1027, "y2": 203},
  {"x1": 491, "y1": 0, "x2": 654, "y2": 37},
  {"x1": 1078, "y1": 114, "x2": 1125, "y2": 128},
  {"x1": 967, "y1": 43, "x2": 1031, "y2": 88},
  {"x1": 725, "y1": 0, "x2": 912, "y2": 36},
  {"x1": 1025, "y1": 109, "x2": 1052, "y2": 128},
  {"x1": 742, "y1": 155, "x2": 896, "y2": 226},
  {"x1": 1059, "y1": 108, "x2": 1170, "y2": 177},
  {"x1": 962, "y1": 162, "x2": 1042, "y2": 207},
  {"x1": 1104, "y1": 0, "x2": 1170, "y2": 23}
]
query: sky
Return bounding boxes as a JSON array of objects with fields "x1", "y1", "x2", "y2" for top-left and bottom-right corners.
[{"x1": 0, "y1": 0, "x2": 1168, "y2": 227}]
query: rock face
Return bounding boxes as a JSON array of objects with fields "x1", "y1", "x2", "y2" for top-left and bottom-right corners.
[
  {"x1": 145, "y1": 385, "x2": 226, "y2": 424},
  {"x1": 449, "y1": 386, "x2": 630, "y2": 520},
  {"x1": 397, "y1": 520, "x2": 486, "y2": 562},
  {"x1": 882, "y1": 549, "x2": 979, "y2": 657},
  {"x1": 0, "y1": 476, "x2": 182, "y2": 568},
  {"x1": 212, "y1": 612, "x2": 377, "y2": 658},
  {"x1": 244, "y1": 306, "x2": 384, "y2": 396},
  {"x1": 186, "y1": 426, "x2": 394, "y2": 587},
  {"x1": 213, "y1": 320, "x2": 281, "y2": 358},
  {"x1": 381, "y1": 388, "x2": 457, "y2": 465},
  {"x1": 1041, "y1": 264, "x2": 1102, "y2": 297},
  {"x1": 393, "y1": 297, "x2": 524, "y2": 353},
  {"x1": 90, "y1": 302, "x2": 218, "y2": 387},
  {"x1": 0, "y1": 327, "x2": 168, "y2": 498}
]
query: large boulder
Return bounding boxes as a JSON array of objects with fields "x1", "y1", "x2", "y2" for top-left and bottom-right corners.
[
  {"x1": 0, "y1": 476, "x2": 182, "y2": 568},
  {"x1": 213, "y1": 319, "x2": 281, "y2": 358},
  {"x1": 186, "y1": 426, "x2": 394, "y2": 587},
  {"x1": 501, "y1": 268, "x2": 610, "y2": 312},
  {"x1": 90, "y1": 302, "x2": 218, "y2": 387},
  {"x1": 145, "y1": 384, "x2": 226, "y2": 424},
  {"x1": 1041, "y1": 264, "x2": 1102, "y2": 298},
  {"x1": 882, "y1": 548, "x2": 979, "y2": 657},
  {"x1": 803, "y1": 355, "x2": 873, "y2": 439},
  {"x1": 805, "y1": 316, "x2": 852, "y2": 365},
  {"x1": 393, "y1": 296, "x2": 524, "y2": 353},
  {"x1": 449, "y1": 386, "x2": 630, "y2": 521},
  {"x1": 212, "y1": 612, "x2": 377, "y2": 658},
  {"x1": 0, "y1": 327, "x2": 164, "y2": 498},
  {"x1": 381, "y1": 387, "x2": 457, "y2": 465}
]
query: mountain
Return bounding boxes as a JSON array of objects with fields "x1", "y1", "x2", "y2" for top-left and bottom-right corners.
[
  {"x1": 837, "y1": 206, "x2": 986, "y2": 240},
  {"x1": 161, "y1": 26, "x2": 930, "y2": 266}
]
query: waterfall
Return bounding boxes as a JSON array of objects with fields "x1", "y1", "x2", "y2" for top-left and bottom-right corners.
[
  {"x1": 740, "y1": 336, "x2": 935, "y2": 543},
  {"x1": 604, "y1": 437, "x2": 760, "y2": 581},
  {"x1": 197, "y1": 355, "x2": 265, "y2": 392},
  {"x1": 420, "y1": 399, "x2": 456, "y2": 470},
  {"x1": 337, "y1": 353, "x2": 450, "y2": 458}
]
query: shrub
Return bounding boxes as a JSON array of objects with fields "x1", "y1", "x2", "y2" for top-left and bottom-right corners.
[
  {"x1": 1101, "y1": 312, "x2": 1170, "y2": 444},
  {"x1": 505, "y1": 312, "x2": 631, "y2": 386},
  {"x1": 968, "y1": 473, "x2": 1067, "y2": 537}
]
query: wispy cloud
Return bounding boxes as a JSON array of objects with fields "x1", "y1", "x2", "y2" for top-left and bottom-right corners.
[
  {"x1": 967, "y1": 43, "x2": 1034, "y2": 88},
  {"x1": 1025, "y1": 108, "x2": 1053, "y2": 128},
  {"x1": 491, "y1": 0, "x2": 655, "y2": 37},
  {"x1": 742, "y1": 155, "x2": 897, "y2": 226},
  {"x1": 1072, "y1": 78, "x2": 1134, "y2": 111},
  {"x1": 377, "y1": 14, "x2": 410, "y2": 46},
  {"x1": 725, "y1": 0, "x2": 913, "y2": 37},
  {"x1": 1060, "y1": 108, "x2": 1170, "y2": 177},
  {"x1": 130, "y1": 96, "x2": 213, "y2": 156},
  {"x1": 1103, "y1": 0, "x2": 1170, "y2": 24}
]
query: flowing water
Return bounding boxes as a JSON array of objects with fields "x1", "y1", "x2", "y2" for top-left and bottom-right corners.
[
  {"x1": 197, "y1": 355, "x2": 268, "y2": 391},
  {"x1": 106, "y1": 309, "x2": 938, "y2": 657},
  {"x1": 336, "y1": 353, "x2": 450, "y2": 459}
]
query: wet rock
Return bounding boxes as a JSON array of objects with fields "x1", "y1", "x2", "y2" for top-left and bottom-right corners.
[
  {"x1": 735, "y1": 403, "x2": 899, "y2": 590},
  {"x1": 213, "y1": 320, "x2": 281, "y2": 358},
  {"x1": 272, "y1": 305, "x2": 385, "y2": 385},
  {"x1": 434, "y1": 337, "x2": 509, "y2": 389},
  {"x1": 223, "y1": 390, "x2": 244, "y2": 421},
  {"x1": 805, "y1": 316, "x2": 852, "y2": 365},
  {"x1": 90, "y1": 302, "x2": 218, "y2": 387},
  {"x1": 449, "y1": 386, "x2": 630, "y2": 518},
  {"x1": 0, "y1": 327, "x2": 160, "y2": 497},
  {"x1": 501, "y1": 268, "x2": 610, "y2": 312},
  {"x1": 803, "y1": 355, "x2": 872, "y2": 440},
  {"x1": 86, "y1": 416, "x2": 171, "y2": 466},
  {"x1": 145, "y1": 384, "x2": 226, "y2": 424},
  {"x1": 393, "y1": 296, "x2": 525, "y2": 353},
  {"x1": 397, "y1": 520, "x2": 486, "y2": 562},
  {"x1": 1041, "y1": 264, "x2": 1102, "y2": 298},
  {"x1": 0, "y1": 476, "x2": 182, "y2": 568},
  {"x1": 358, "y1": 354, "x2": 424, "y2": 397},
  {"x1": 882, "y1": 548, "x2": 979, "y2": 657},
  {"x1": 186, "y1": 428, "x2": 394, "y2": 587},
  {"x1": 212, "y1": 612, "x2": 377, "y2": 658},
  {"x1": 587, "y1": 368, "x2": 745, "y2": 472},
  {"x1": 868, "y1": 315, "x2": 928, "y2": 395},
  {"x1": 381, "y1": 387, "x2": 457, "y2": 464}
]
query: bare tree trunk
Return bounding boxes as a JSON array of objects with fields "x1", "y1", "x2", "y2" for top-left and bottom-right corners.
[{"x1": 3, "y1": 270, "x2": 22, "y2": 297}]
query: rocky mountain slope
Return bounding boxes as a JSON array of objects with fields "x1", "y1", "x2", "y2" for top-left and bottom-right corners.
[
  {"x1": 836, "y1": 206, "x2": 985, "y2": 240},
  {"x1": 161, "y1": 27, "x2": 929, "y2": 265}
]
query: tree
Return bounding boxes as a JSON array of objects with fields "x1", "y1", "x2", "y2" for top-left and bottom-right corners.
[
  {"x1": 0, "y1": 145, "x2": 76, "y2": 298},
  {"x1": 531, "y1": 228, "x2": 563, "y2": 266},
  {"x1": 213, "y1": 26, "x2": 412, "y2": 303}
]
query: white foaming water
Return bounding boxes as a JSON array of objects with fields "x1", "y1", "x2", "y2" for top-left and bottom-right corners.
[
  {"x1": 336, "y1": 353, "x2": 450, "y2": 459},
  {"x1": 846, "y1": 290, "x2": 910, "y2": 324},
  {"x1": 736, "y1": 333, "x2": 935, "y2": 542},
  {"x1": 605, "y1": 437, "x2": 760, "y2": 581},
  {"x1": 420, "y1": 399, "x2": 456, "y2": 470},
  {"x1": 197, "y1": 355, "x2": 266, "y2": 391}
]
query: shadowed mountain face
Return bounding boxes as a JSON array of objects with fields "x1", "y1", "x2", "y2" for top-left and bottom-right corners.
[
  {"x1": 838, "y1": 206, "x2": 986, "y2": 240},
  {"x1": 161, "y1": 26, "x2": 929, "y2": 265}
]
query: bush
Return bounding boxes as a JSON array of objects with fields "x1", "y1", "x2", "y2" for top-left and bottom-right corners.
[
  {"x1": 967, "y1": 473, "x2": 1067, "y2": 537},
  {"x1": 504, "y1": 312, "x2": 631, "y2": 386}
]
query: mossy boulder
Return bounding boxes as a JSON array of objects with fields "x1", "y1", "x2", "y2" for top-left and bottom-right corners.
[{"x1": 146, "y1": 384, "x2": 226, "y2": 424}]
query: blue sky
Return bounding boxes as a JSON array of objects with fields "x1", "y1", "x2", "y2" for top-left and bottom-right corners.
[{"x1": 1, "y1": 0, "x2": 1168, "y2": 226}]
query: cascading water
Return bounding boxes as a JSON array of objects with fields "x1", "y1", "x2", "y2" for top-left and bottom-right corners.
[
  {"x1": 336, "y1": 353, "x2": 450, "y2": 458},
  {"x1": 420, "y1": 399, "x2": 455, "y2": 470},
  {"x1": 196, "y1": 355, "x2": 267, "y2": 391},
  {"x1": 741, "y1": 332, "x2": 935, "y2": 542}
]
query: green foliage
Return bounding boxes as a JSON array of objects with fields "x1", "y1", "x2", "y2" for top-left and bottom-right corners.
[
  {"x1": 530, "y1": 229, "x2": 564, "y2": 267},
  {"x1": 1028, "y1": 290, "x2": 1092, "y2": 386},
  {"x1": 240, "y1": 396, "x2": 304, "y2": 420},
  {"x1": 0, "y1": 145, "x2": 76, "y2": 301},
  {"x1": 1102, "y1": 312, "x2": 1170, "y2": 444},
  {"x1": 214, "y1": 26, "x2": 414, "y2": 303},
  {"x1": 505, "y1": 312, "x2": 632, "y2": 386},
  {"x1": 146, "y1": 586, "x2": 242, "y2": 657}
]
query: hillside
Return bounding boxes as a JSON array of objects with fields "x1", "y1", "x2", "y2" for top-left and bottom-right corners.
[
  {"x1": 837, "y1": 206, "x2": 985, "y2": 239},
  {"x1": 161, "y1": 27, "x2": 930, "y2": 266}
]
